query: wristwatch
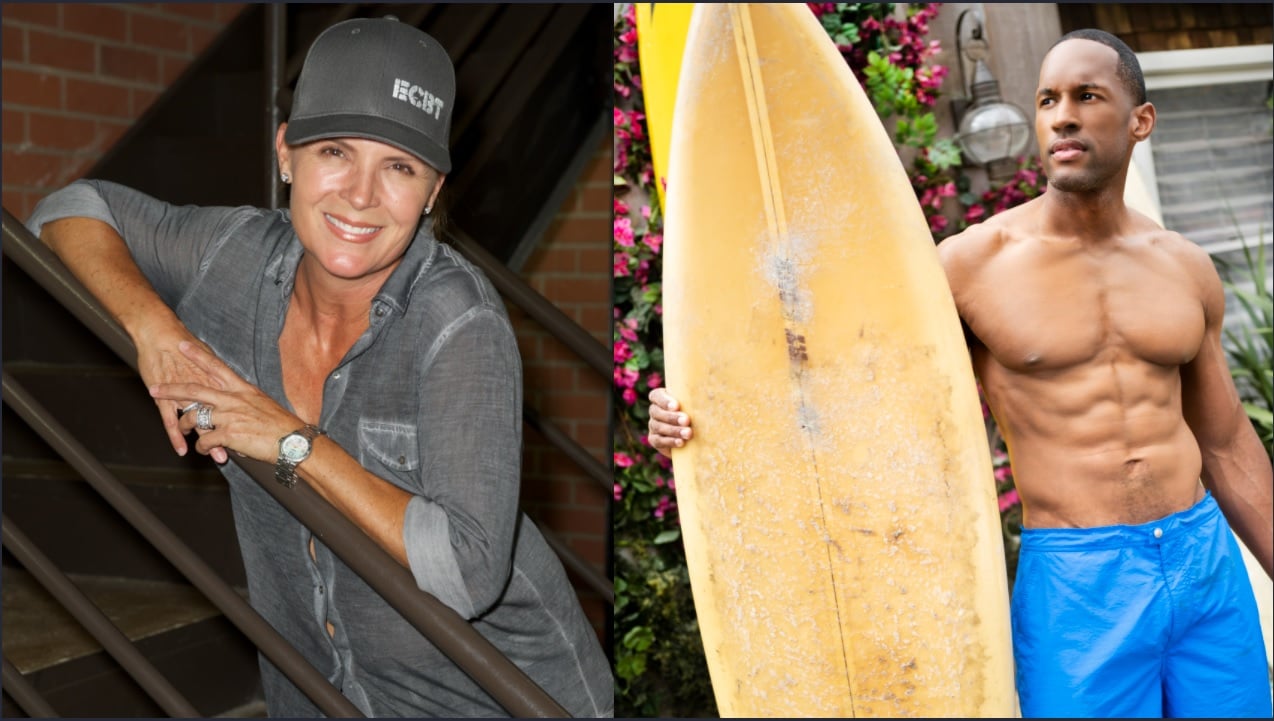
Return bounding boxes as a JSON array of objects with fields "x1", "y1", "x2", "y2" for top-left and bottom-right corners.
[{"x1": 275, "y1": 424, "x2": 325, "y2": 488}]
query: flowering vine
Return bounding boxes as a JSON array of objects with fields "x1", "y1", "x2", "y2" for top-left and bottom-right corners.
[
  {"x1": 809, "y1": 3, "x2": 963, "y2": 237},
  {"x1": 613, "y1": 5, "x2": 712, "y2": 715}
]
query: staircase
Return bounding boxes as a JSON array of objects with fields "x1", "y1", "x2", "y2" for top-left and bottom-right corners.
[{"x1": 2, "y1": 4, "x2": 611, "y2": 716}]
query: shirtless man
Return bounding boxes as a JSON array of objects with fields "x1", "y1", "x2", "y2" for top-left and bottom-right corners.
[{"x1": 647, "y1": 29, "x2": 1273, "y2": 717}]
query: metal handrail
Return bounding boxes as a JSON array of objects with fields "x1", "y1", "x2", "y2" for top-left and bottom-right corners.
[
  {"x1": 1, "y1": 374, "x2": 363, "y2": 718},
  {"x1": 2, "y1": 656, "x2": 60, "y2": 718},
  {"x1": 2, "y1": 210, "x2": 569, "y2": 717},
  {"x1": 2, "y1": 516, "x2": 200, "y2": 718}
]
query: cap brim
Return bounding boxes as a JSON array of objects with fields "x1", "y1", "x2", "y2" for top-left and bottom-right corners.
[{"x1": 285, "y1": 114, "x2": 451, "y2": 174}]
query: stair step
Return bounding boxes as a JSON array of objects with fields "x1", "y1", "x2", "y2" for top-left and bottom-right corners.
[
  {"x1": 3, "y1": 458, "x2": 245, "y2": 585},
  {"x1": 1, "y1": 257, "x2": 125, "y2": 368},
  {"x1": 2, "y1": 568, "x2": 260, "y2": 717},
  {"x1": 2, "y1": 568, "x2": 224, "y2": 673},
  {"x1": 3, "y1": 362, "x2": 211, "y2": 470}
]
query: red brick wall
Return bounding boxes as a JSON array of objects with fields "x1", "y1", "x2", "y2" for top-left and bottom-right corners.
[
  {"x1": 510, "y1": 136, "x2": 612, "y2": 632},
  {"x1": 1, "y1": 2, "x2": 246, "y2": 219}
]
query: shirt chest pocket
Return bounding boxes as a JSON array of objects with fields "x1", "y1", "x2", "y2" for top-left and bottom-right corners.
[{"x1": 358, "y1": 420, "x2": 419, "y2": 473}]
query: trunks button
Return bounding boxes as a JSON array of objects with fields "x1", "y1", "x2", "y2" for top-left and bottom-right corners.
[{"x1": 1153, "y1": 528, "x2": 1163, "y2": 539}]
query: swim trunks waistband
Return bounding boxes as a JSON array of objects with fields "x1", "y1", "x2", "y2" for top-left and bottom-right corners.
[{"x1": 1019, "y1": 491, "x2": 1220, "y2": 551}]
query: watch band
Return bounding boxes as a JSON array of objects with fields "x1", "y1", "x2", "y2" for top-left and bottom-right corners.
[{"x1": 275, "y1": 424, "x2": 325, "y2": 488}]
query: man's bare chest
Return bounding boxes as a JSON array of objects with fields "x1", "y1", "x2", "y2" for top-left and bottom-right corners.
[{"x1": 962, "y1": 252, "x2": 1206, "y2": 373}]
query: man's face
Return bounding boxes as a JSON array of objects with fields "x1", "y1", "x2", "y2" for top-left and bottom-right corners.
[{"x1": 1034, "y1": 39, "x2": 1141, "y2": 193}]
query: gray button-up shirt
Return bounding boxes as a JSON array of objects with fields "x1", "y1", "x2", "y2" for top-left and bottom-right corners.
[{"x1": 28, "y1": 180, "x2": 613, "y2": 718}]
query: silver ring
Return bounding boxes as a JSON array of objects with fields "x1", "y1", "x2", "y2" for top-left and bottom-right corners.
[
  {"x1": 180, "y1": 401, "x2": 200, "y2": 415},
  {"x1": 195, "y1": 404, "x2": 215, "y2": 431}
]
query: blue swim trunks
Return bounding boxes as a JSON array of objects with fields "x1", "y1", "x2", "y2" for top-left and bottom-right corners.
[{"x1": 1011, "y1": 492, "x2": 1271, "y2": 718}]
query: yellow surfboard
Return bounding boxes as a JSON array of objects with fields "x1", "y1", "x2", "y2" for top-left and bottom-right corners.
[
  {"x1": 661, "y1": 4, "x2": 1016, "y2": 716},
  {"x1": 634, "y1": 3, "x2": 694, "y2": 210}
]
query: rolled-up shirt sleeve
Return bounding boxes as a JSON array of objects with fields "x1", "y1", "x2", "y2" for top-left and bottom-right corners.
[
  {"x1": 25, "y1": 179, "x2": 252, "y2": 307},
  {"x1": 401, "y1": 304, "x2": 524, "y2": 618}
]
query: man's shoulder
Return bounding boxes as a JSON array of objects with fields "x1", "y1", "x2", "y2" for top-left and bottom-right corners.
[{"x1": 938, "y1": 203, "x2": 1029, "y2": 270}]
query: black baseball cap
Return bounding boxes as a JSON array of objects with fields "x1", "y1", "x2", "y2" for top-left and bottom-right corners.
[{"x1": 284, "y1": 16, "x2": 455, "y2": 173}]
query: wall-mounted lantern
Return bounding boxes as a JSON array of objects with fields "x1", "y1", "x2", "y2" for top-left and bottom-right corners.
[{"x1": 950, "y1": 9, "x2": 1031, "y2": 181}]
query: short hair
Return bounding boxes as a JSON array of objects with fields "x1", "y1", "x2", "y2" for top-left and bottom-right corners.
[{"x1": 1050, "y1": 28, "x2": 1147, "y2": 105}]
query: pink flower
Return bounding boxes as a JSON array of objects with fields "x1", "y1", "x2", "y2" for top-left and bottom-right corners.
[
  {"x1": 998, "y1": 488, "x2": 1020, "y2": 512},
  {"x1": 614, "y1": 217, "x2": 635, "y2": 247},
  {"x1": 646, "y1": 371, "x2": 662, "y2": 389},
  {"x1": 614, "y1": 340, "x2": 632, "y2": 365},
  {"x1": 613, "y1": 483, "x2": 623, "y2": 501},
  {"x1": 622, "y1": 387, "x2": 638, "y2": 406},
  {"x1": 964, "y1": 205, "x2": 986, "y2": 224},
  {"x1": 614, "y1": 452, "x2": 635, "y2": 468},
  {"x1": 994, "y1": 466, "x2": 1012, "y2": 483},
  {"x1": 653, "y1": 494, "x2": 676, "y2": 519},
  {"x1": 928, "y1": 214, "x2": 948, "y2": 234},
  {"x1": 613, "y1": 253, "x2": 631, "y2": 278},
  {"x1": 618, "y1": 322, "x2": 638, "y2": 343},
  {"x1": 643, "y1": 233, "x2": 663, "y2": 253},
  {"x1": 614, "y1": 197, "x2": 629, "y2": 216}
]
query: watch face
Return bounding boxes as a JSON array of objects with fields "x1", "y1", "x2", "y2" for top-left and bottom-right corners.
[{"x1": 281, "y1": 433, "x2": 311, "y2": 462}]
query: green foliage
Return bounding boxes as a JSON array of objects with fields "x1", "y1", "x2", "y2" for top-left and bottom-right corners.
[
  {"x1": 1217, "y1": 234, "x2": 1274, "y2": 457},
  {"x1": 614, "y1": 540, "x2": 717, "y2": 717}
]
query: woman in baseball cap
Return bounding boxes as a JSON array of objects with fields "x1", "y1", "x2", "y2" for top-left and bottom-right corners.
[{"x1": 27, "y1": 15, "x2": 612, "y2": 718}]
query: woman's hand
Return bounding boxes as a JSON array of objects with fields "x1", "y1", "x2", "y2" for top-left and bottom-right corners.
[
  {"x1": 135, "y1": 319, "x2": 230, "y2": 460},
  {"x1": 149, "y1": 341, "x2": 301, "y2": 466},
  {"x1": 648, "y1": 387, "x2": 693, "y2": 457}
]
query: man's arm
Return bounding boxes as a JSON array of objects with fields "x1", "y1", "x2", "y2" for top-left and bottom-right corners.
[{"x1": 1179, "y1": 244, "x2": 1273, "y2": 578}]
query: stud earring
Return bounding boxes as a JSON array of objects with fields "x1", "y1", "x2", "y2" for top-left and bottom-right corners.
[
  {"x1": 424, "y1": 205, "x2": 432, "y2": 215},
  {"x1": 280, "y1": 172, "x2": 291, "y2": 184}
]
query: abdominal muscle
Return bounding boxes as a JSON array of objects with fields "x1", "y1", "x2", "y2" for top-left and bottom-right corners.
[{"x1": 982, "y1": 356, "x2": 1206, "y2": 530}]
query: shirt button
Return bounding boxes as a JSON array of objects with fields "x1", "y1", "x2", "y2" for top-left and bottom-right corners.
[
  {"x1": 332, "y1": 371, "x2": 341, "y2": 380},
  {"x1": 397, "y1": 455, "x2": 407, "y2": 464},
  {"x1": 1153, "y1": 528, "x2": 1163, "y2": 539},
  {"x1": 374, "y1": 306, "x2": 386, "y2": 317}
]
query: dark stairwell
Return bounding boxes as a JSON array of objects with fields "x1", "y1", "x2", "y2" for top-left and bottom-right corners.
[{"x1": 2, "y1": 4, "x2": 612, "y2": 716}]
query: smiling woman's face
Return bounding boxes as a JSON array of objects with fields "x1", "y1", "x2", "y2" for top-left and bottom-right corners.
[{"x1": 276, "y1": 124, "x2": 445, "y2": 287}]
